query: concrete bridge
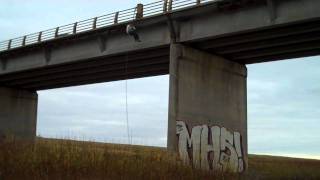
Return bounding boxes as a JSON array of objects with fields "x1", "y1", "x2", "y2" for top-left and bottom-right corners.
[{"x1": 0, "y1": 0, "x2": 319, "y2": 173}]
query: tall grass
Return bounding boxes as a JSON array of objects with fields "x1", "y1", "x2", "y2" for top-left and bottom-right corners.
[
  {"x1": 0, "y1": 138, "x2": 230, "y2": 180},
  {"x1": 248, "y1": 155, "x2": 320, "y2": 179},
  {"x1": 0, "y1": 138, "x2": 319, "y2": 180}
]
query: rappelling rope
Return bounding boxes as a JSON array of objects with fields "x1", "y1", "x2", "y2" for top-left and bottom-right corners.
[
  {"x1": 125, "y1": 53, "x2": 130, "y2": 144},
  {"x1": 124, "y1": 8, "x2": 139, "y2": 145}
]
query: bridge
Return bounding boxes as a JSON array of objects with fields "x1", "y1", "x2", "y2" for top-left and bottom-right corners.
[{"x1": 0, "y1": 0, "x2": 319, "y2": 173}]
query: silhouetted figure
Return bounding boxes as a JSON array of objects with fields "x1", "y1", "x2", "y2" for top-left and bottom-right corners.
[{"x1": 126, "y1": 24, "x2": 141, "y2": 42}]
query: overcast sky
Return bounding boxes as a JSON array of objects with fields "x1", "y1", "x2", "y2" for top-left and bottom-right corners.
[{"x1": 1, "y1": 0, "x2": 319, "y2": 159}]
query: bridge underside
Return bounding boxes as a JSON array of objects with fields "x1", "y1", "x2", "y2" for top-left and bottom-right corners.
[
  {"x1": 0, "y1": 47, "x2": 170, "y2": 90},
  {"x1": 196, "y1": 18, "x2": 320, "y2": 64},
  {"x1": 0, "y1": 0, "x2": 319, "y2": 90}
]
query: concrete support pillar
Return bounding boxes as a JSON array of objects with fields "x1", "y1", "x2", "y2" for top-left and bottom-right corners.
[
  {"x1": 0, "y1": 87, "x2": 38, "y2": 140},
  {"x1": 167, "y1": 44, "x2": 247, "y2": 173}
]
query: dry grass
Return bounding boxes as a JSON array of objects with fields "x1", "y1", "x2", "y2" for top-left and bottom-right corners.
[
  {"x1": 248, "y1": 155, "x2": 320, "y2": 179},
  {"x1": 0, "y1": 137, "x2": 319, "y2": 180}
]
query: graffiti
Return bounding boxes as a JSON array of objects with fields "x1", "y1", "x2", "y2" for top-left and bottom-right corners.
[{"x1": 176, "y1": 121, "x2": 244, "y2": 173}]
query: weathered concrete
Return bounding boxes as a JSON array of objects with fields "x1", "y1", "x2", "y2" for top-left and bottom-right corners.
[
  {"x1": 0, "y1": 0, "x2": 319, "y2": 90},
  {"x1": 167, "y1": 44, "x2": 247, "y2": 173},
  {"x1": 0, "y1": 87, "x2": 37, "y2": 140}
]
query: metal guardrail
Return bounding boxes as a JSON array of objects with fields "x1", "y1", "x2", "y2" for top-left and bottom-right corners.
[{"x1": 0, "y1": 0, "x2": 218, "y2": 52}]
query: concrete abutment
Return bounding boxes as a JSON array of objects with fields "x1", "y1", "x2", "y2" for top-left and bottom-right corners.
[
  {"x1": 0, "y1": 87, "x2": 37, "y2": 141},
  {"x1": 167, "y1": 43, "x2": 248, "y2": 172}
]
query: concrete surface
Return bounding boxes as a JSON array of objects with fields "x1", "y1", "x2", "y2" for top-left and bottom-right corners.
[
  {"x1": 167, "y1": 44, "x2": 247, "y2": 172},
  {"x1": 0, "y1": 87, "x2": 37, "y2": 140}
]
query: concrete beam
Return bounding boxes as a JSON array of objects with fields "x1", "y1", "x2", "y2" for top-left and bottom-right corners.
[
  {"x1": 0, "y1": 87, "x2": 37, "y2": 140},
  {"x1": 180, "y1": 0, "x2": 320, "y2": 42},
  {"x1": 0, "y1": 23, "x2": 170, "y2": 75},
  {"x1": 167, "y1": 44, "x2": 247, "y2": 173}
]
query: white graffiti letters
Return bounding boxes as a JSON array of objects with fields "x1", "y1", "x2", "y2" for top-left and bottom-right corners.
[{"x1": 176, "y1": 121, "x2": 245, "y2": 173}]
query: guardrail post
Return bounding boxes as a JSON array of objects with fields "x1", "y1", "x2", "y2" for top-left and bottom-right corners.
[
  {"x1": 55, "y1": 27, "x2": 59, "y2": 38},
  {"x1": 38, "y1": 32, "x2": 42, "y2": 42},
  {"x1": 7, "y1": 40, "x2": 12, "y2": 50},
  {"x1": 114, "y1": 12, "x2": 119, "y2": 24},
  {"x1": 93, "y1": 17, "x2": 98, "y2": 29},
  {"x1": 22, "y1": 36, "x2": 27, "y2": 46},
  {"x1": 163, "y1": 0, "x2": 168, "y2": 12},
  {"x1": 196, "y1": 0, "x2": 201, "y2": 5},
  {"x1": 136, "y1": 3, "x2": 144, "y2": 19},
  {"x1": 168, "y1": 0, "x2": 173, "y2": 11},
  {"x1": 73, "y1": 22, "x2": 77, "y2": 34}
]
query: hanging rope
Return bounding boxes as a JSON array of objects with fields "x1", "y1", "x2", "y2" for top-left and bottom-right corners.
[
  {"x1": 125, "y1": 53, "x2": 130, "y2": 144},
  {"x1": 124, "y1": 8, "x2": 138, "y2": 145}
]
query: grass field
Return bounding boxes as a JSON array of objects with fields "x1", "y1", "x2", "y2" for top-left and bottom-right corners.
[{"x1": 0, "y1": 138, "x2": 319, "y2": 180}]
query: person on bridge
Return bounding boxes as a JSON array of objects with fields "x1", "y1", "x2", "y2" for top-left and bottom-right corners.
[{"x1": 126, "y1": 24, "x2": 141, "y2": 42}]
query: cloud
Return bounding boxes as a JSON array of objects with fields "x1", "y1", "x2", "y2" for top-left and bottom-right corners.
[
  {"x1": 247, "y1": 57, "x2": 320, "y2": 155},
  {"x1": 38, "y1": 75, "x2": 169, "y2": 147}
]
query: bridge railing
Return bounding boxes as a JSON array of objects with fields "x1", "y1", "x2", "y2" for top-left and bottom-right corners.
[{"x1": 0, "y1": 0, "x2": 218, "y2": 52}]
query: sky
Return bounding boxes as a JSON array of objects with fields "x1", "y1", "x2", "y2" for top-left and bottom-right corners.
[{"x1": 1, "y1": 0, "x2": 319, "y2": 160}]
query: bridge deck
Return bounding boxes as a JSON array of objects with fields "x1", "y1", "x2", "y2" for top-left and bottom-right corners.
[{"x1": 0, "y1": 0, "x2": 319, "y2": 90}]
